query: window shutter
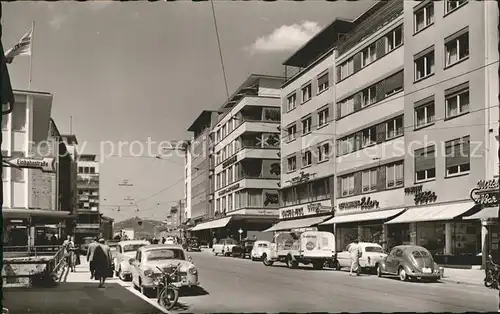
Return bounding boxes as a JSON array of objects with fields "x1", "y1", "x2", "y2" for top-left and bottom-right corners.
[
  {"x1": 336, "y1": 66, "x2": 342, "y2": 82},
  {"x1": 415, "y1": 146, "x2": 436, "y2": 172},
  {"x1": 353, "y1": 172, "x2": 362, "y2": 195},
  {"x1": 376, "y1": 166, "x2": 386, "y2": 190},
  {"x1": 376, "y1": 37, "x2": 386, "y2": 59},
  {"x1": 353, "y1": 93, "x2": 362, "y2": 111},
  {"x1": 353, "y1": 53, "x2": 362, "y2": 73},
  {"x1": 446, "y1": 136, "x2": 470, "y2": 167},
  {"x1": 375, "y1": 123, "x2": 386, "y2": 144},
  {"x1": 376, "y1": 80, "x2": 386, "y2": 102},
  {"x1": 384, "y1": 71, "x2": 404, "y2": 95}
]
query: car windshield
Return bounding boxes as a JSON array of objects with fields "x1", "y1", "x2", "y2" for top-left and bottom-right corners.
[
  {"x1": 365, "y1": 246, "x2": 384, "y2": 253},
  {"x1": 123, "y1": 243, "x2": 147, "y2": 252},
  {"x1": 258, "y1": 243, "x2": 268, "y2": 248},
  {"x1": 412, "y1": 250, "x2": 430, "y2": 258},
  {"x1": 146, "y1": 249, "x2": 185, "y2": 261}
]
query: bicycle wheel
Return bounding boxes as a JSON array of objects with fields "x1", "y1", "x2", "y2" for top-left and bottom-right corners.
[{"x1": 158, "y1": 286, "x2": 179, "y2": 310}]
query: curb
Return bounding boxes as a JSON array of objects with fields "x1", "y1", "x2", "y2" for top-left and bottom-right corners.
[{"x1": 440, "y1": 277, "x2": 484, "y2": 287}]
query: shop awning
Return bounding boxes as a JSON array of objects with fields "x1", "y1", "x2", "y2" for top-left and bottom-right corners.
[
  {"x1": 191, "y1": 216, "x2": 232, "y2": 231},
  {"x1": 3, "y1": 208, "x2": 73, "y2": 219},
  {"x1": 385, "y1": 201, "x2": 476, "y2": 224},
  {"x1": 320, "y1": 208, "x2": 405, "y2": 225},
  {"x1": 263, "y1": 215, "x2": 332, "y2": 232},
  {"x1": 464, "y1": 207, "x2": 498, "y2": 220}
]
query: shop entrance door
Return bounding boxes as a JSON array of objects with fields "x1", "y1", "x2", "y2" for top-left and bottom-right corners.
[{"x1": 387, "y1": 223, "x2": 409, "y2": 250}]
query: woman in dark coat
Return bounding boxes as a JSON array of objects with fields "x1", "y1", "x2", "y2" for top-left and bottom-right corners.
[{"x1": 93, "y1": 239, "x2": 112, "y2": 288}]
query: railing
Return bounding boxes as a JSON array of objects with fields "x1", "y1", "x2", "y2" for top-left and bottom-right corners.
[{"x1": 3, "y1": 245, "x2": 63, "y2": 257}]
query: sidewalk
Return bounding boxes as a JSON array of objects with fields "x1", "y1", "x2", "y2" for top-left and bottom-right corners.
[
  {"x1": 3, "y1": 261, "x2": 168, "y2": 314},
  {"x1": 440, "y1": 267, "x2": 485, "y2": 286}
]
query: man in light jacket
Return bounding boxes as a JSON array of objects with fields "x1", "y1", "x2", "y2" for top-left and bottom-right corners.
[{"x1": 86, "y1": 237, "x2": 99, "y2": 279}]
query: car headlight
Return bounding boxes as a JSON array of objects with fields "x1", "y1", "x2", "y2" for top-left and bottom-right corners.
[
  {"x1": 189, "y1": 267, "x2": 197, "y2": 275},
  {"x1": 144, "y1": 269, "x2": 153, "y2": 277}
]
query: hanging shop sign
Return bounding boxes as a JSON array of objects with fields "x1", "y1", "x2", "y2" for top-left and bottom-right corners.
[
  {"x1": 222, "y1": 156, "x2": 237, "y2": 169},
  {"x1": 338, "y1": 197, "x2": 379, "y2": 211},
  {"x1": 470, "y1": 179, "x2": 500, "y2": 206},
  {"x1": 218, "y1": 183, "x2": 240, "y2": 196},
  {"x1": 414, "y1": 190, "x2": 437, "y2": 205},
  {"x1": 4, "y1": 157, "x2": 55, "y2": 173}
]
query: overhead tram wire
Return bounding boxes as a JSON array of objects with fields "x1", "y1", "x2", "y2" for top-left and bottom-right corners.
[{"x1": 211, "y1": 0, "x2": 230, "y2": 99}]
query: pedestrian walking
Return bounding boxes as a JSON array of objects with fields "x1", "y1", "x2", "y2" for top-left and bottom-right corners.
[
  {"x1": 161, "y1": 237, "x2": 166, "y2": 244},
  {"x1": 86, "y1": 237, "x2": 99, "y2": 279},
  {"x1": 93, "y1": 238, "x2": 112, "y2": 288},
  {"x1": 63, "y1": 236, "x2": 75, "y2": 272},
  {"x1": 212, "y1": 236, "x2": 217, "y2": 249},
  {"x1": 349, "y1": 239, "x2": 362, "y2": 276}
]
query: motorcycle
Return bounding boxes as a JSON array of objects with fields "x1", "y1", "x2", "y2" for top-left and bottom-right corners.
[
  {"x1": 485, "y1": 255, "x2": 499, "y2": 289},
  {"x1": 155, "y1": 263, "x2": 182, "y2": 310}
]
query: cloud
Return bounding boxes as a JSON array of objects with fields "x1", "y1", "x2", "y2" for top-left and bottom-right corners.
[{"x1": 250, "y1": 21, "x2": 322, "y2": 53}]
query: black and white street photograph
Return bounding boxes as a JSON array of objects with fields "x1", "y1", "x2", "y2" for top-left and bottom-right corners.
[{"x1": 1, "y1": 0, "x2": 500, "y2": 313}]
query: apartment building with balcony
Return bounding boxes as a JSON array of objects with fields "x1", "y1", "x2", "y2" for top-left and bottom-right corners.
[
  {"x1": 191, "y1": 75, "x2": 282, "y2": 239},
  {"x1": 75, "y1": 153, "x2": 101, "y2": 241},
  {"x1": 184, "y1": 142, "x2": 192, "y2": 221},
  {"x1": 382, "y1": 0, "x2": 499, "y2": 266}
]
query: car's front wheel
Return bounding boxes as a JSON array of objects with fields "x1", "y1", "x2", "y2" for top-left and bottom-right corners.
[{"x1": 398, "y1": 267, "x2": 408, "y2": 281}]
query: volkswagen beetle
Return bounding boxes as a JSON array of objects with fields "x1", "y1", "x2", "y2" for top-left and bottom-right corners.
[{"x1": 377, "y1": 245, "x2": 441, "y2": 282}]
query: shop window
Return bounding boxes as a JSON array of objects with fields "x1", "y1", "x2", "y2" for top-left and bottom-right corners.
[
  {"x1": 287, "y1": 124, "x2": 297, "y2": 141},
  {"x1": 386, "y1": 116, "x2": 403, "y2": 139},
  {"x1": 362, "y1": 169, "x2": 377, "y2": 192},
  {"x1": 386, "y1": 162, "x2": 404, "y2": 188},
  {"x1": 287, "y1": 93, "x2": 297, "y2": 111},
  {"x1": 414, "y1": 101, "x2": 435, "y2": 129},
  {"x1": 361, "y1": 43, "x2": 376, "y2": 67},
  {"x1": 341, "y1": 174, "x2": 354, "y2": 196},
  {"x1": 414, "y1": 49, "x2": 435, "y2": 81},
  {"x1": 445, "y1": 30, "x2": 469, "y2": 67},
  {"x1": 385, "y1": 26, "x2": 403, "y2": 53},
  {"x1": 317, "y1": 73, "x2": 329, "y2": 93},
  {"x1": 302, "y1": 151, "x2": 312, "y2": 167},
  {"x1": 417, "y1": 222, "x2": 445, "y2": 255},
  {"x1": 287, "y1": 156, "x2": 297, "y2": 172},
  {"x1": 415, "y1": 146, "x2": 436, "y2": 182},
  {"x1": 11, "y1": 151, "x2": 25, "y2": 182},
  {"x1": 414, "y1": 2, "x2": 434, "y2": 33},
  {"x1": 445, "y1": 136, "x2": 470, "y2": 177},
  {"x1": 445, "y1": 0, "x2": 468, "y2": 14},
  {"x1": 302, "y1": 84, "x2": 312, "y2": 103},
  {"x1": 445, "y1": 83, "x2": 469, "y2": 118},
  {"x1": 247, "y1": 189, "x2": 263, "y2": 207}
]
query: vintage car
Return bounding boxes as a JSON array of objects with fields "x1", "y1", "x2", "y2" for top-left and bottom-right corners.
[
  {"x1": 129, "y1": 244, "x2": 199, "y2": 295},
  {"x1": 186, "y1": 237, "x2": 201, "y2": 252},
  {"x1": 114, "y1": 240, "x2": 150, "y2": 281},
  {"x1": 213, "y1": 238, "x2": 238, "y2": 256},
  {"x1": 231, "y1": 239, "x2": 256, "y2": 258},
  {"x1": 334, "y1": 242, "x2": 387, "y2": 273},
  {"x1": 377, "y1": 245, "x2": 441, "y2": 282},
  {"x1": 250, "y1": 240, "x2": 271, "y2": 261},
  {"x1": 107, "y1": 241, "x2": 120, "y2": 260}
]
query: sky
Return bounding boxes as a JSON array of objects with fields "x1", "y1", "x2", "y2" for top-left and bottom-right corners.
[{"x1": 2, "y1": 0, "x2": 373, "y2": 222}]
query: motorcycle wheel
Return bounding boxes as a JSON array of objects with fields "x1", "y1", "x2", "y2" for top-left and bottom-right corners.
[
  {"x1": 158, "y1": 286, "x2": 179, "y2": 310},
  {"x1": 485, "y1": 280, "x2": 493, "y2": 288}
]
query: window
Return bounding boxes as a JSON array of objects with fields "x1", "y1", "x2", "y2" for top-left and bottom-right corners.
[
  {"x1": 222, "y1": 196, "x2": 227, "y2": 213},
  {"x1": 287, "y1": 156, "x2": 297, "y2": 172},
  {"x1": 446, "y1": 86, "x2": 469, "y2": 118},
  {"x1": 414, "y1": 50, "x2": 435, "y2": 81},
  {"x1": 302, "y1": 151, "x2": 312, "y2": 167},
  {"x1": 78, "y1": 167, "x2": 83, "y2": 173},
  {"x1": 341, "y1": 175, "x2": 354, "y2": 196},
  {"x1": 338, "y1": 136, "x2": 355, "y2": 156},
  {"x1": 221, "y1": 170, "x2": 226, "y2": 186},
  {"x1": 227, "y1": 166, "x2": 233, "y2": 183},
  {"x1": 415, "y1": 146, "x2": 436, "y2": 182},
  {"x1": 287, "y1": 93, "x2": 297, "y2": 111},
  {"x1": 386, "y1": 162, "x2": 404, "y2": 188},
  {"x1": 227, "y1": 194, "x2": 233, "y2": 212},
  {"x1": 445, "y1": 136, "x2": 470, "y2": 177},
  {"x1": 11, "y1": 100, "x2": 26, "y2": 131},
  {"x1": 385, "y1": 26, "x2": 403, "y2": 53},
  {"x1": 340, "y1": 58, "x2": 354, "y2": 80},
  {"x1": 414, "y1": 2, "x2": 434, "y2": 33},
  {"x1": 318, "y1": 108, "x2": 329, "y2": 127},
  {"x1": 84, "y1": 167, "x2": 89, "y2": 174},
  {"x1": 287, "y1": 124, "x2": 297, "y2": 141},
  {"x1": 247, "y1": 189, "x2": 263, "y2": 207},
  {"x1": 361, "y1": 43, "x2": 376, "y2": 67},
  {"x1": 89, "y1": 167, "x2": 95, "y2": 174},
  {"x1": 302, "y1": 84, "x2": 312, "y2": 103},
  {"x1": 222, "y1": 125, "x2": 227, "y2": 138},
  {"x1": 318, "y1": 143, "x2": 330, "y2": 162},
  {"x1": 302, "y1": 117, "x2": 311, "y2": 135},
  {"x1": 11, "y1": 151, "x2": 25, "y2": 182},
  {"x1": 216, "y1": 174, "x2": 221, "y2": 189},
  {"x1": 445, "y1": 0, "x2": 467, "y2": 14},
  {"x1": 415, "y1": 102, "x2": 435, "y2": 128},
  {"x1": 362, "y1": 169, "x2": 377, "y2": 192},
  {"x1": 317, "y1": 73, "x2": 329, "y2": 93},
  {"x1": 362, "y1": 126, "x2": 376, "y2": 147},
  {"x1": 216, "y1": 198, "x2": 221, "y2": 212},
  {"x1": 217, "y1": 130, "x2": 221, "y2": 143},
  {"x1": 361, "y1": 86, "x2": 376, "y2": 107},
  {"x1": 338, "y1": 97, "x2": 354, "y2": 118},
  {"x1": 1, "y1": 150, "x2": 7, "y2": 180},
  {"x1": 386, "y1": 116, "x2": 403, "y2": 139},
  {"x1": 445, "y1": 32, "x2": 469, "y2": 67}
]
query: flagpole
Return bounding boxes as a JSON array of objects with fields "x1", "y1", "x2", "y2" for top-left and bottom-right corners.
[{"x1": 28, "y1": 21, "x2": 34, "y2": 90}]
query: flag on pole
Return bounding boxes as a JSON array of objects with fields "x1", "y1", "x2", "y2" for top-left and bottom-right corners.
[{"x1": 4, "y1": 28, "x2": 33, "y2": 64}]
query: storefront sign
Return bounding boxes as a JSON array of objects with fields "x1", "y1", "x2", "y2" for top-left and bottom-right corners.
[
  {"x1": 279, "y1": 200, "x2": 331, "y2": 219},
  {"x1": 338, "y1": 197, "x2": 379, "y2": 211},
  {"x1": 414, "y1": 190, "x2": 437, "y2": 205},
  {"x1": 289, "y1": 172, "x2": 315, "y2": 185},
  {"x1": 281, "y1": 207, "x2": 304, "y2": 219},
  {"x1": 306, "y1": 203, "x2": 331, "y2": 214},
  {"x1": 404, "y1": 185, "x2": 423, "y2": 195},
  {"x1": 470, "y1": 179, "x2": 500, "y2": 205},
  {"x1": 5, "y1": 157, "x2": 55, "y2": 173},
  {"x1": 477, "y1": 179, "x2": 499, "y2": 191},
  {"x1": 75, "y1": 223, "x2": 100, "y2": 229},
  {"x1": 218, "y1": 183, "x2": 240, "y2": 196},
  {"x1": 222, "y1": 156, "x2": 237, "y2": 169}
]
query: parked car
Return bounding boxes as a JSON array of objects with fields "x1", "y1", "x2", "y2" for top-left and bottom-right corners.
[
  {"x1": 114, "y1": 240, "x2": 151, "y2": 281},
  {"x1": 231, "y1": 239, "x2": 256, "y2": 258},
  {"x1": 129, "y1": 244, "x2": 199, "y2": 295},
  {"x1": 213, "y1": 238, "x2": 238, "y2": 256},
  {"x1": 107, "y1": 241, "x2": 119, "y2": 260},
  {"x1": 250, "y1": 240, "x2": 271, "y2": 261},
  {"x1": 186, "y1": 237, "x2": 201, "y2": 252},
  {"x1": 377, "y1": 245, "x2": 441, "y2": 282},
  {"x1": 334, "y1": 242, "x2": 387, "y2": 273}
]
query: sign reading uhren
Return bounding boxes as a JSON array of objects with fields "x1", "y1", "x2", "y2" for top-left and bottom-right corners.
[{"x1": 6, "y1": 157, "x2": 55, "y2": 173}]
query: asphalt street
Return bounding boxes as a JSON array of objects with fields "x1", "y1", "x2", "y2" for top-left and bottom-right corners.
[{"x1": 138, "y1": 250, "x2": 498, "y2": 313}]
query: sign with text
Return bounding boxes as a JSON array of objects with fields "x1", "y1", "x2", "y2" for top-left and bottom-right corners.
[
  {"x1": 222, "y1": 155, "x2": 237, "y2": 169},
  {"x1": 338, "y1": 196, "x2": 379, "y2": 212},
  {"x1": 470, "y1": 178, "x2": 500, "y2": 206},
  {"x1": 218, "y1": 183, "x2": 240, "y2": 196},
  {"x1": 279, "y1": 200, "x2": 331, "y2": 220},
  {"x1": 5, "y1": 157, "x2": 55, "y2": 173},
  {"x1": 75, "y1": 223, "x2": 100, "y2": 229},
  {"x1": 404, "y1": 185, "x2": 422, "y2": 195},
  {"x1": 337, "y1": 189, "x2": 404, "y2": 215},
  {"x1": 289, "y1": 171, "x2": 315, "y2": 185}
]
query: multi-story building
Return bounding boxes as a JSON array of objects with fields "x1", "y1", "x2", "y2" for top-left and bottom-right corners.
[
  {"x1": 191, "y1": 74, "x2": 282, "y2": 239},
  {"x1": 383, "y1": 0, "x2": 499, "y2": 265},
  {"x1": 75, "y1": 153, "x2": 101, "y2": 242},
  {"x1": 271, "y1": 19, "x2": 353, "y2": 233},
  {"x1": 184, "y1": 142, "x2": 192, "y2": 221},
  {"x1": 2, "y1": 90, "x2": 75, "y2": 247}
]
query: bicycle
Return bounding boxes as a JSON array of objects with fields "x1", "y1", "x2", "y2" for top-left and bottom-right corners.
[
  {"x1": 485, "y1": 255, "x2": 499, "y2": 289},
  {"x1": 155, "y1": 263, "x2": 182, "y2": 310}
]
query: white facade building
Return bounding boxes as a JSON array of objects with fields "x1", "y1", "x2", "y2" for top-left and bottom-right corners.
[{"x1": 184, "y1": 141, "x2": 192, "y2": 220}]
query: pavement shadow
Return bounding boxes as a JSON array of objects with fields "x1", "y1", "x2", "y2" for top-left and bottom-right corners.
[{"x1": 179, "y1": 285, "x2": 209, "y2": 297}]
